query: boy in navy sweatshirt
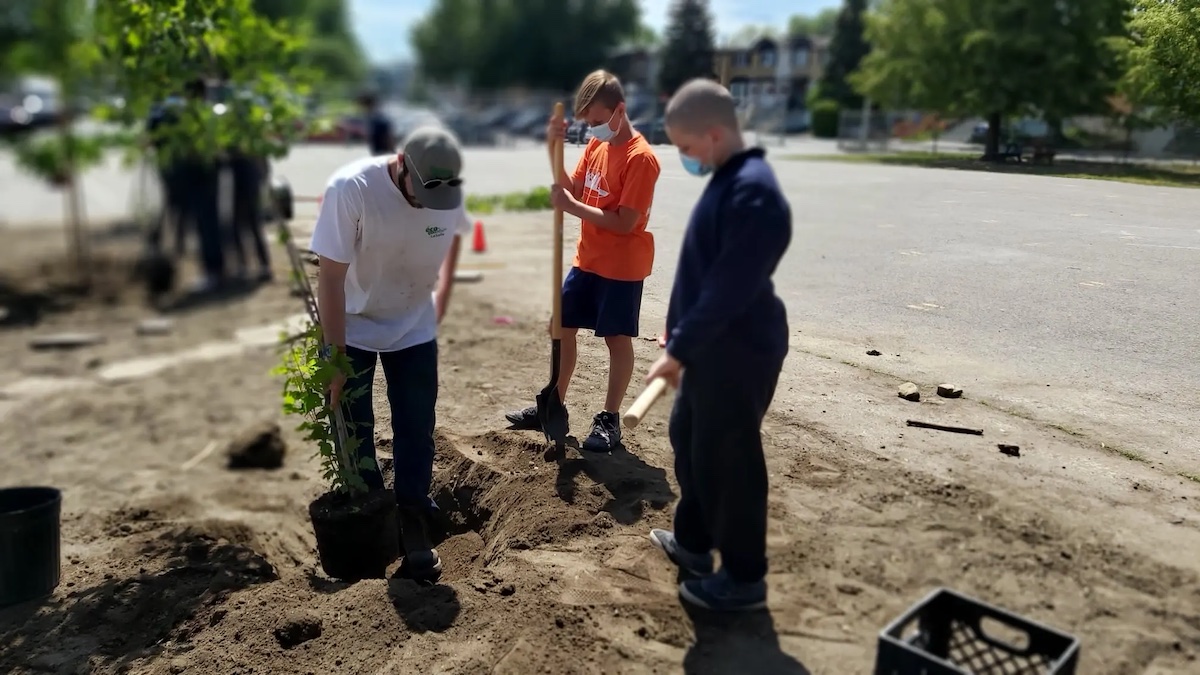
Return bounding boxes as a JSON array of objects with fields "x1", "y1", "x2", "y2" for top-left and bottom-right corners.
[{"x1": 644, "y1": 78, "x2": 791, "y2": 612}]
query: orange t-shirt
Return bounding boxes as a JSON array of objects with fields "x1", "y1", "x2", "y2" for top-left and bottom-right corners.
[{"x1": 570, "y1": 133, "x2": 661, "y2": 281}]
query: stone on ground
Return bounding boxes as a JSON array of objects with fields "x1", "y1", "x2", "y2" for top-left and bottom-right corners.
[
  {"x1": 28, "y1": 332, "x2": 105, "y2": 351},
  {"x1": 898, "y1": 382, "x2": 920, "y2": 402},
  {"x1": 136, "y1": 318, "x2": 174, "y2": 336},
  {"x1": 937, "y1": 383, "x2": 963, "y2": 399}
]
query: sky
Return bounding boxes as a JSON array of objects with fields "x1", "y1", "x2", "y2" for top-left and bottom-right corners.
[{"x1": 351, "y1": 0, "x2": 842, "y2": 64}]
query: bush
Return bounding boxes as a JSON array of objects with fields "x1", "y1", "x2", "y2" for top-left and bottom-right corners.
[
  {"x1": 811, "y1": 99, "x2": 840, "y2": 139},
  {"x1": 465, "y1": 187, "x2": 552, "y2": 215}
]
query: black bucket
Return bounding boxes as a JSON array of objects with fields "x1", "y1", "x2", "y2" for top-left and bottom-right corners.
[{"x1": 0, "y1": 486, "x2": 63, "y2": 608}]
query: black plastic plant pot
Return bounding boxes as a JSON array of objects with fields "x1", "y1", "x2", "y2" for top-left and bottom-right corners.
[
  {"x1": 0, "y1": 486, "x2": 63, "y2": 608},
  {"x1": 308, "y1": 488, "x2": 399, "y2": 582}
]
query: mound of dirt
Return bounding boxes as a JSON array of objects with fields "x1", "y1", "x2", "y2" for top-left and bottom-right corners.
[
  {"x1": 225, "y1": 420, "x2": 287, "y2": 470},
  {"x1": 0, "y1": 519, "x2": 278, "y2": 673},
  {"x1": 2, "y1": 428, "x2": 689, "y2": 674},
  {"x1": 0, "y1": 250, "x2": 144, "y2": 327}
]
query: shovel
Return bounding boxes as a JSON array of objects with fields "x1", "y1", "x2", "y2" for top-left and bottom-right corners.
[{"x1": 536, "y1": 101, "x2": 570, "y2": 459}]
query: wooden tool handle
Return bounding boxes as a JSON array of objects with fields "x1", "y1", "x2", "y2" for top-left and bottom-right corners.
[
  {"x1": 623, "y1": 377, "x2": 670, "y2": 429},
  {"x1": 549, "y1": 101, "x2": 565, "y2": 341}
]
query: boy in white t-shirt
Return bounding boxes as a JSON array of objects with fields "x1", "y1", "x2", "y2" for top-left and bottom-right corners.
[{"x1": 309, "y1": 126, "x2": 471, "y2": 582}]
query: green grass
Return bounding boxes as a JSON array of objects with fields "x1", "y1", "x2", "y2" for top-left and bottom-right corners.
[
  {"x1": 465, "y1": 187, "x2": 552, "y2": 215},
  {"x1": 1180, "y1": 472, "x2": 1200, "y2": 484},
  {"x1": 787, "y1": 151, "x2": 1200, "y2": 189}
]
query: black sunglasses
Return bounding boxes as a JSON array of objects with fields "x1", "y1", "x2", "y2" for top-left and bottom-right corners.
[{"x1": 408, "y1": 162, "x2": 463, "y2": 189}]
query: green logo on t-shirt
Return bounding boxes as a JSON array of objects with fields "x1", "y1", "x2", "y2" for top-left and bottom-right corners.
[{"x1": 425, "y1": 225, "x2": 446, "y2": 238}]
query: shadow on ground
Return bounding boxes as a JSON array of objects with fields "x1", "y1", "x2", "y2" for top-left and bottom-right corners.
[
  {"x1": 554, "y1": 443, "x2": 675, "y2": 525},
  {"x1": 683, "y1": 604, "x2": 811, "y2": 674},
  {"x1": 0, "y1": 524, "x2": 276, "y2": 673}
]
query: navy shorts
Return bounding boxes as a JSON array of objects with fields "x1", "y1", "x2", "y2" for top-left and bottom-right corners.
[{"x1": 561, "y1": 267, "x2": 643, "y2": 338}]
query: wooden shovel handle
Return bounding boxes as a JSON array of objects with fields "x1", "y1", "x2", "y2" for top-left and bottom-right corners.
[
  {"x1": 623, "y1": 377, "x2": 670, "y2": 429},
  {"x1": 549, "y1": 101, "x2": 565, "y2": 341}
]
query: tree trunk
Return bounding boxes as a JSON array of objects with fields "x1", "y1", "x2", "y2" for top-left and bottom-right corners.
[
  {"x1": 982, "y1": 111, "x2": 1003, "y2": 161},
  {"x1": 58, "y1": 116, "x2": 90, "y2": 289}
]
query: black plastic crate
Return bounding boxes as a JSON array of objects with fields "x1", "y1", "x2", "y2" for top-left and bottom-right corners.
[{"x1": 874, "y1": 588, "x2": 1080, "y2": 675}]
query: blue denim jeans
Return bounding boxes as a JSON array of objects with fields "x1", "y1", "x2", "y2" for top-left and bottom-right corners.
[{"x1": 342, "y1": 340, "x2": 439, "y2": 512}]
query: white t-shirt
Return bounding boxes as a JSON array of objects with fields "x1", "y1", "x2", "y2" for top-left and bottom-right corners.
[{"x1": 309, "y1": 155, "x2": 471, "y2": 352}]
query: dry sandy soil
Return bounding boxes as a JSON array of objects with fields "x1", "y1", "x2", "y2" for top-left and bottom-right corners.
[{"x1": 0, "y1": 213, "x2": 1198, "y2": 675}]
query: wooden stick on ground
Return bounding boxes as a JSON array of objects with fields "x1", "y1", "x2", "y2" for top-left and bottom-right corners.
[
  {"x1": 905, "y1": 419, "x2": 984, "y2": 436},
  {"x1": 181, "y1": 441, "x2": 220, "y2": 471}
]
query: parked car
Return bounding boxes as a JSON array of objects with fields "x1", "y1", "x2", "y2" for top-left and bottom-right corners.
[
  {"x1": 633, "y1": 117, "x2": 668, "y2": 144},
  {"x1": 508, "y1": 108, "x2": 545, "y2": 137},
  {"x1": 0, "y1": 81, "x2": 63, "y2": 139},
  {"x1": 566, "y1": 120, "x2": 590, "y2": 145}
]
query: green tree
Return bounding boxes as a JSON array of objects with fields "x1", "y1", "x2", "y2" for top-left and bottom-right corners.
[
  {"x1": 1125, "y1": 0, "x2": 1200, "y2": 126},
  {"x1": 93, "y1": 0, "x2": 312, "y2": 166},
  {"x1": 252, "y1": 0, "x2": 366, "y2": 85},
  {"x1": 854, "y1": 0, "x2": 1130, "y2": 159},
  {"x1": 3, "y1": 0, "x2": 108, "y2": 286},
  {"x1": 411, "y1": 0, "x2": 641, "y2": 92},
  {"x1": 633, "y1": 23, "x2": 661, "y2": 48},
  {"x1": 815, "y1": 0, "x2": 871, "y2": 109},
  {"x1": 788, "y1": 8, "x2": 840, "y2": 37},
  {"x1": 658, "y1": 0, "x2": 718, "y2": 96}
]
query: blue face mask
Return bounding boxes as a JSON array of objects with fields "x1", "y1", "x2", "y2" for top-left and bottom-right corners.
[{"x1": 680, "y1": 153, "x2": 712, "y2": 177}]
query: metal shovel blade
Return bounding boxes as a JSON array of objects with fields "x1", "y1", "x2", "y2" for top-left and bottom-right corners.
[{"x1": 536, "y1": 338, "x2": 569, "y2": 450}]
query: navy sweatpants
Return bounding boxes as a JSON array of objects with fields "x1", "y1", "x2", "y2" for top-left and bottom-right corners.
[
  {"x1": 668, "y1": 345, "x2": 784, "y2": 583},
  {"x1": 342, "y1": 340, "x2": 439, "y2": 512}
]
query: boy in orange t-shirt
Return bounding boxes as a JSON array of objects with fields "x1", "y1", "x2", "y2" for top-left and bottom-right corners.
[{"x1": 505, "y1": 70, "x2": 661, "y2": 453}]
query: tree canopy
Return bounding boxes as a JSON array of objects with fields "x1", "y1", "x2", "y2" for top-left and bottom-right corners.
[
  {"x1": 252, "y1": 0, "x2": 367, "y2": 84},
  {"x1": 92, "y1": 0, "x2": 313, "y2": 164},
  {"x1": 1124, "y1": 0, "x2": 1200, "y2": 125},
  {"x1": 814, "y1": 0, "x2": 870, "y2": 108},
  {"x1": 854, "y1": 0, "x2": 1130, "y2": 154},
  {"x1": 658, "y1": 0, "x2": 717, "y2": 96},
  {"x1": 788, "y1": 8, "x2": 840, "y2": 37},
  {"x1": 410, "y1": 0, "x2": 641, "y2": 92}
]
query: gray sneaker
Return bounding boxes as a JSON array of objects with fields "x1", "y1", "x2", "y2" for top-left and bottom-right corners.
[{"x1": 649, "y1": 529, "x2": 714, "y2": 577}]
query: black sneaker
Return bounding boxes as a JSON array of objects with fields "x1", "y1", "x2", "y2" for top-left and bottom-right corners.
[
  {"x1": 397, "y1": 507, "x2": 442, "y2": 582},
  {"x1": 504, "y1": 405, "x2": 540, "y2": 430},
  {"x1": 581, "y1": 411, "x2": 621, "y2": 453},
  {"x1": 504, "y1": 404, "x2": 571, "y2": 432}
]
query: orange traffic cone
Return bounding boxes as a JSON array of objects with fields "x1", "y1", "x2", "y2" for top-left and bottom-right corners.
[{"x1": 471, "y1": 220, "x2": 487, "y2": 253}]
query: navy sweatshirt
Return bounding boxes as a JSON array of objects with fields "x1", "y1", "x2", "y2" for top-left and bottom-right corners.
[{"x1": 666, "y1": 148, "x2": 791, "y2": 367}]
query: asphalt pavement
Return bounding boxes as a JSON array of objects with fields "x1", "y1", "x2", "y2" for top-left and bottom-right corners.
[{"x1": 2, "y1": 139, "x2": 1196, "y2": 465}]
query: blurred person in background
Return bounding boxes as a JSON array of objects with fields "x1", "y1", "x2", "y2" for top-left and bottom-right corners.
[
  {"x1": 360, "y1": 91, "x2": 395, "y2": 156},
  {"x1": 224, "y1": 90, "x2": 273, "y2": 283},
  {"x1": 146, "y1": 90, "x2": 188, "y2": 259},
  {"x1": 148, "y1": 77, "x2": 225, "y2": 292}
]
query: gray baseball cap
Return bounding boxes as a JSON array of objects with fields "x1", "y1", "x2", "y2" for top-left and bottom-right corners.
[{"x1": 402, "y1": 126, "x2": 463, "y2": 211}]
